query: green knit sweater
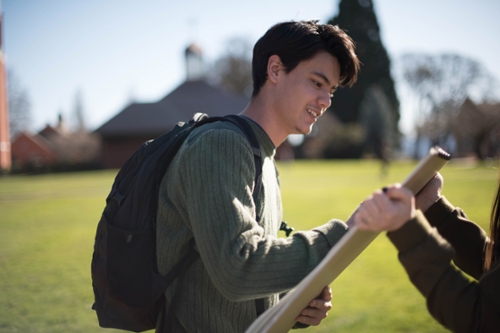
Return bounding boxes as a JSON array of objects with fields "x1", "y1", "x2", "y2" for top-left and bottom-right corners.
[{"x1": 156, "y1": 117, "x2": 348, "y2": 333}]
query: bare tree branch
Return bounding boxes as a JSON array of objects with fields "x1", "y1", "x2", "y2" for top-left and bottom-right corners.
[
  {"x1": 210, "y1": 36, "x2": 253, "y2": 96},
  {"x1": 7, "y1": 70, "x2": 31, "y2": 138}
]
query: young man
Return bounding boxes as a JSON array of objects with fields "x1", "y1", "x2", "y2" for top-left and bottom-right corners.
[{"x1": 156, "y1": 20, "x2": 360, "y2": 332}]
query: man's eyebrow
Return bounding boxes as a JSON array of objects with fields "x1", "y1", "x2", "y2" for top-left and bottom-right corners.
[{"x1": 313, "y1": 71, "x2": 337, "y2": 91}]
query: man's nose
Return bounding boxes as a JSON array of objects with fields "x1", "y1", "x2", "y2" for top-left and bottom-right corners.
[{"x1": 318, "y1": 91, "x2": 332, "y2": 109}]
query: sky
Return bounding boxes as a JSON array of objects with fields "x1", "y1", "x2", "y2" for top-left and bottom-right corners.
[{"x1": 3, "y1": 0, "x2": 500, "y2": 136}]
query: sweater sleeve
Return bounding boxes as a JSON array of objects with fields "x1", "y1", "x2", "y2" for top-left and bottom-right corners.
[
  {"x1": 387, "y1": 211, "x2": 500, "y2": 332},
  {"x1": 175, "y1": 127, "x2": 348, "y2": 301},
  {"x1": 424, "y1": 196, "x2": 488, "y2": 279}
]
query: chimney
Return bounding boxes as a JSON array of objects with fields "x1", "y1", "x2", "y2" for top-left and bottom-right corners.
[
  {"x1": 0, "y1": 11, "x2": 11, "y2": 172},
  {"x1": 185, "y1": 43, "x2": 205, "y2": 81}
]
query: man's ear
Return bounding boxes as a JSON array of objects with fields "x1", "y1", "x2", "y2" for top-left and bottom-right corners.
[{"x1": 267, "y1": 55, "x2": 284, "y2": 84}]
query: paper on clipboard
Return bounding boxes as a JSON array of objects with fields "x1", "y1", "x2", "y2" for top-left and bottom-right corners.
[{"x1": 245, "y1": 146, "x2": 451, "y2": 333}]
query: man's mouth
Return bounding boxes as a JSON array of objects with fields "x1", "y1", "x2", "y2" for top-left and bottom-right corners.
[{"x1": 307, "y1": 109, "x2": 320, "y2": 119}]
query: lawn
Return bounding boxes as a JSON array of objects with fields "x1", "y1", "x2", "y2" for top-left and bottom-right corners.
[{"x1": 0, "y1": 159, "x2": 497, "y2": 333}]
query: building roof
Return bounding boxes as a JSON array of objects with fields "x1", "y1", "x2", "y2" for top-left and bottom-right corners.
[
  {"x1": 95, "y1": 80, "x2": 249, "y2": 138},
  {"x1": 185, "y1": 43, "x2": 203, "y2": 56},
  {"x1": 453, "y1": 98, "x2": 500, "y2": 136},
  {"x1": 12, "y1": 132, "x2": 55, "y2": 156}
]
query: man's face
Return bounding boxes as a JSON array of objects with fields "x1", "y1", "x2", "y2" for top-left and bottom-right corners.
[{"x1": 274, "y1": 51, "x2": 340, "y2": 136}]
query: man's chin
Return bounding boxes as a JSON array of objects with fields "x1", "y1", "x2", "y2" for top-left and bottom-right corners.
[
  {"x1": 293, "y1": 123, "x2": 314, "y2": 136},
  {"x1": 302, "y1": 126, "x2": 314, "y2": 135}
]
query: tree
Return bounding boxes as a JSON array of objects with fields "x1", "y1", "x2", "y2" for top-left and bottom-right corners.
[
  {"x1": 73, "y1": 89, "x2": 85, "y2": 132},
  {"x1": 397, "y1": 53, "x2": 498, "y2": 157},
  {"x1": 328, "y1": 0, "x2": 400, "y2": 140},
  {"x1": 7, "y1": 70, "x2": 31, "y2": 138},
  {"x1": 359, "y1": 84, "x2": 395, "y2": 160},
  {"x1": 210, "y1": 37, "x2": 253, "y2": 96},
  {"x1": 399, "y1": 53, "x2": 496, "y2": 114}
]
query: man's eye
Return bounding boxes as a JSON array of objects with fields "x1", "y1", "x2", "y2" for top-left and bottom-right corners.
[{"x1": 312, "y1": 80, "x2": 321, "y2": 88}]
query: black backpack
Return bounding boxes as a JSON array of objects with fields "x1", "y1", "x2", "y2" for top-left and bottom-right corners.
[{"x1": 90, "y1": 113, "x2": 265, "y2": 332}]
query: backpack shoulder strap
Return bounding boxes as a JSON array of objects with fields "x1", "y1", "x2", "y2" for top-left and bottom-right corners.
[
  {"x1": 215, "y1": 115, "x2": 267, "y2": 317},
  {"x1": 221, "y1": 115, "x2": 263, "y2": 217},
  {"x1": 193, "y1": 115, "x2": 263, "y2": 221},
  {"x1": 161, "y1": 114, "x2": 267, "y2": 329}
]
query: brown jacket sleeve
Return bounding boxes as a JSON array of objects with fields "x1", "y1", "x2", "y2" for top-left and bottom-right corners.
[
  {"x1": 424, "y1": 196, "x2": 488, "y2": 279},
  {"x1": 386, "y1": 199, "x2": 500, "y2": 332}
]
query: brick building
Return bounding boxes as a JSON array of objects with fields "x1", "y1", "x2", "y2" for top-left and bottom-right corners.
[{"x1": 95, "y1": 44, "x2": 249, "y2": 169}]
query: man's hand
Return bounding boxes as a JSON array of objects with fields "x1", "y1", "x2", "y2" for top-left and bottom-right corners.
[{"x1": 295, "y1": 286, "x2": 332, "y2": 326}]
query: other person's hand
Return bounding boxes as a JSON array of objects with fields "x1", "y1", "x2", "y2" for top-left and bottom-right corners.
[
  {"x1": 415, "y1": 173, "x2": 443, "y2": 212},
  {"x1": 295, "y1": 286, "x2": 332, "y2": 326},
  {"x1": 354, "y1": 184, "x2": 415, "y2": 232}
]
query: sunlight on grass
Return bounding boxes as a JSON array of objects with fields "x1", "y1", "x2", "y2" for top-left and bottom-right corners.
[{"x1": 0, "y1": 161, "x2": 496, "y2": 332}]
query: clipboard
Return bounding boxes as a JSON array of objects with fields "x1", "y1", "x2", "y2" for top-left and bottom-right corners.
[{"x1": 245, "y1": 146, "x2": 451, "y2": 333}]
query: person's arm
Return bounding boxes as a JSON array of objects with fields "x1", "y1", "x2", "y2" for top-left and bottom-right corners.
[
  {"x1": 389, "y1": 173, "x2": 488, "y2": 278},
  {"x1": 424, "y1": 197, "x2": 488, "y2": 279},
  {"x1": 353, "y1": 184, "x2": 500, "y2": 332},
  {"x1": 388, "y1": 213, "x2": 500, "y2": 332},
  {"x1": 177, "y1": 127, "x2": 348, "y2": 301}
]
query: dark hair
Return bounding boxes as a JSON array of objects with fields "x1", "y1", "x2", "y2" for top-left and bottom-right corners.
[
  {"x1": 251, "y1": 20, "x2": 360, "y2": 97},
  {"x1": 484, "y1": 173, "x2": 500, "y2": 271}
]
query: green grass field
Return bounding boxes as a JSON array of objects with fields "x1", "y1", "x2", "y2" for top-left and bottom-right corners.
[{"x1": 0, "y1": 159, "x2": 497, "y2": 333}]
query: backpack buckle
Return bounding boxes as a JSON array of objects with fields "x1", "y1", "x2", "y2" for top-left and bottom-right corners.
[{"x1": 109, "y1": 187, "x2": 126, "y2": 206}]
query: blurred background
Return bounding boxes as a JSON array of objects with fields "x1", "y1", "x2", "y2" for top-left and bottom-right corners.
[
  {"x1": 1, "y1": 1, "x2": 500, "y2": 332},
  {"x1": 1, "y1": 0, "x2": 500, "y2": 172}
]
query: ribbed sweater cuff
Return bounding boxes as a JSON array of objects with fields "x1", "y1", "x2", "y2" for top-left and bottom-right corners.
[
  {"x1": 313, "y1": 219, "x2": 349, "y2": 248},
  {"x1": 387, "y1": 210, "x2": 433, "y2": 253}
]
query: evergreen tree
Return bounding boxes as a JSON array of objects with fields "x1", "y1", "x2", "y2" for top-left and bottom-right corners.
[{"x1": 328, "y1": 0, "x2": 399, "y2": 136}]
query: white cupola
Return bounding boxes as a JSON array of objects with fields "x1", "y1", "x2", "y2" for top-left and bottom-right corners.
[{"x1": 185, "y1": 43, "x2": 205, "y2": 81}]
